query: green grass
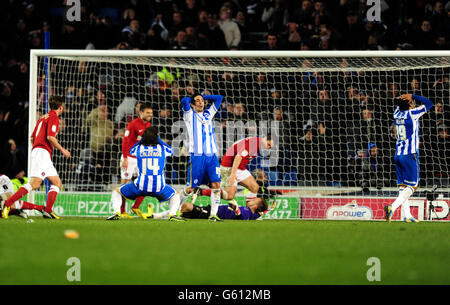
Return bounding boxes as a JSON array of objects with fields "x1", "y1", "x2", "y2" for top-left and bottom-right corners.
[{"x1": 0, "y1": 217, "x2": 449, "y2": 285}]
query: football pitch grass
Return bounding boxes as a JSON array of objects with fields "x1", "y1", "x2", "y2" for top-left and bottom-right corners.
[{"x1": 0, "y1": 217, "x2": 448, "y2": 285}]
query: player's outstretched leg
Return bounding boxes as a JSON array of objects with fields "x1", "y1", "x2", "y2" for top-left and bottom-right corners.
[
  {"x1": 402, "y1": 200, "x2": 420, "y2": 223},
  {"x1": 107, "y1": 189, "x2": 124, "y2": 220},
  {"x1": 168, "y1": 192, "x2": 186, "y2": 222},
  {"x1": 208, "y1": 187, "x2": 223, "y2": 222}
]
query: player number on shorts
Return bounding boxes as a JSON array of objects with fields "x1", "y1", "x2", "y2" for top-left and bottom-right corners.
[
  {"x1": 397, "y1": 125, "x2": 406, "y2": 141},
  {"x1": 142, "y1": 158, "x2": 160, "y2": 175}
]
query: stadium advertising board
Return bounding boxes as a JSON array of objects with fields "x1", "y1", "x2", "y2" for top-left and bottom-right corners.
[
  {"x1": 32, "y1": 193, "x2": 298, "y2": 219},
  {"x1": 301, "y1": 197, "x2": 450, "y2": 221}
]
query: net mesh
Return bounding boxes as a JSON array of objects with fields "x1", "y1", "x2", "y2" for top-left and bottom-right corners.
[{"x1": 33, "y1": 53, "x2": 450, "y2": 219}]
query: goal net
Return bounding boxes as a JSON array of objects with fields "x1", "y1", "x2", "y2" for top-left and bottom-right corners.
[{"x1": 29, "y1": 50, "x2": 450, "y2": 221}]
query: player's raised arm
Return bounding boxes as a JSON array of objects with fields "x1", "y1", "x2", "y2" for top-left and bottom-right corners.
[
  {"x1": 412, "y1": 94, "x2": 433, "y2": 111},
  {"x1": 181, "y1": 96, "x2": 192, "y2": 112},
  {"x1": 203, "y1": 95, "x2": 223, "y2": 114}
]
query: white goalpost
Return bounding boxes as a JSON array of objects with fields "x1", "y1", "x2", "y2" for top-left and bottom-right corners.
[{"x1": 28, "y1": 50, "x2": 450, "y2": 221}]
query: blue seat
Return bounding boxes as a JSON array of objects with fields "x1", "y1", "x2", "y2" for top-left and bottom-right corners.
[
  {"x1": 267, "y1": 171, "x2": 281, "y2": 186},
  {"x1": 283, "y1": 171, "x2": 298, "y2": 186},
  {"x1": 98, "y1": 8, "x2": 119, "y2": 24}
]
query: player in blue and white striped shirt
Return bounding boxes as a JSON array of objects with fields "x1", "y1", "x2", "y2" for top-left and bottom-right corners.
[
  {"x1": 385, "y1": 93, "x2": 433, "y2": 223},
  {"x1": 179, "y1": 93, "x2": 223, "y2": 221},
  {"x1": 107, "y1": 126, "x2": 185, "y2": 221}
]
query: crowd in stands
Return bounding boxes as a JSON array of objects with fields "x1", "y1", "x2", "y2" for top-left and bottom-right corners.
[{"x1": 0, "y1": 0, "x2": 449, "y2": 190}]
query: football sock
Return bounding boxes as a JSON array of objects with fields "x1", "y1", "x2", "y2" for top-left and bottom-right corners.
[
  {"x1": 45, "y1": 185, "x2": 60, "y2": 213},
  {"x1": 5, "y1": 183, "x2": 32, "y2": 207},
  {"x1": 153, "y1": 210, "x2": 170, "y2": 219},
  {"x1": 168, "y1": 193, "x2": 181, "y2": 216},
  {"x1": 210, "y1": 189, "x2": 221, "y2": 216},
  {"x1": 20, "y1": 201, "x2": 44, "y2": 211},
  {"x1": 179, "y1": 189, "x2": 189, "y2": 207},
  {"x1": 391, "y1": 187, "x2": 413, "y2": 214},
  {"x1": 132, "y1": 196, "x2": 145, "y2": 209},
  {"x1": 111, "y1": 190, "x2": 122, "y2": 214},
  {"x1": 402, "y1": 200, "x2": 413, "y2": 219},
  {"x1": 201, "y1": 189, "x2": 212, "y2": 196}
]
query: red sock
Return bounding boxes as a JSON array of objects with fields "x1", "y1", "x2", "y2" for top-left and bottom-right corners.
[
  {"x1": 132, "y1": 196, "x2": 145, "y2": 209},
  {"x1": 5, "y1": 186, "x2": 29, "y2": 207},
  {"x1": 20, "y1": 201, "x2": 44, "y2": 211},
  {"x1": 45, "y1": 186, "x2": 59, "y2": 213},
  {"x1": 201, "y1": 189, "x2": 212, "y2": 196},
  {"x1": 121, "y1": 199, "x2": 126, "y2": 213}
]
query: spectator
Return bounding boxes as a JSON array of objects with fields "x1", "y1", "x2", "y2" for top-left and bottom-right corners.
[
  {"x1": 218, "y1": 6, "x2": 241, "y2": 49},
  {"x1": 264, "y1": 33, "x2": 280, "y2": 50},
  {"x1": 170, "y1": 30, "x2": 190, "y2": 50},
  {"x1": 169, "y1": 11, "x2": 187, "y2": 39},
  {"x1": 82, "y1": 105, "x2": 115, "y2": 184},
  {"x1": 2, "y1": 139, "x2": 26, "y2": 178},
  {"x1": 197, "y1": 13, "x2": 228, "y2": 50},
  {"x1": 261, "y1": 0, "x2": 289, "y2": 34},
  {"x1": 357, "y1": 142, "x2": 388, "y2": 192}
]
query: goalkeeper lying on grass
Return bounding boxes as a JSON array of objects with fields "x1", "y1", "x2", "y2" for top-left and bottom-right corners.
[{"x1": 152, "y1": 194, "x2": 275, "y2": 221}]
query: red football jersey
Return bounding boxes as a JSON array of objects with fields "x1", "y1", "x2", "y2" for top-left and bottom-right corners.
[
  {"x1": 122, "y1": 117, "x2": 151, "y2": 158},
  {"x1": 30, "y1": 110, "x2": 59, "y2": 158},
  {"x1": 221, "y1": 137, "x2": 261, "y2": 170}
]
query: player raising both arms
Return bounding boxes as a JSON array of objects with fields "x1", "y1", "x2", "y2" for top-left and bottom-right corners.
[
  {"x1": 107, "y1": 126, "x2": 184, "y2": 221},
  {"x1": 192, "y1": 135, "x2": 275, "y2": 205},
  {"x1": 179, "y1": 92, "x2": 223, "y2": 222},
  {"x1": 2, "y1": 96, "x2": 70, "y2": 219},
  {"x1": 0, "y1": 174, "x2": 44, "y2": 218},
  {"x1": 384, "y1": 93, "x2": 433, "y2": 223},
  {"x1": 120, "y1": 102, "x2": 153, "y2": 219}
]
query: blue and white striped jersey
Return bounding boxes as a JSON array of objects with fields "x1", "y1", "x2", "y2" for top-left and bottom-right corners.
[
  {"x1": 394, "y1": 94, "x2": 433, "y2": 156},
  {"x1": 181, "y1": 95, "x2": 223, "y2": 156},
  {"x1": 130, "y1": 138, "x2": 173, "y2": 192}
]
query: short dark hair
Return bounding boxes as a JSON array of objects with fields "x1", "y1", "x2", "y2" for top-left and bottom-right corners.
[
  {"x1": 256, "y1": 198, "x2": 269, "y2": 213},
  {"x1": 396, "y1": 98, "x2": 410, "y2": 111},
  {"x1": 140, "y1": 102, "x2": 152, "y2": 112},
  {"x1": 190, "y1": 91, "x2": 202, "y2": 102},
  {"x1": 141, "y1": 126, "x2": 158, "y2": 146},
  {"x1": 48, "y1": 96, "x2": 65, "y2": 110}
]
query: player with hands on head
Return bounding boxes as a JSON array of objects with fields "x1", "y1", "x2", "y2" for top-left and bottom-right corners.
[
  {"x1": 2, "y1": 96, "x2": 69, "y2": 219},
  {"x1": 384, "y1": 93, "x2": 433, "y2": 223},
  {"x1": 179, "y1": 92, "x2": 224, "y2": 222}
]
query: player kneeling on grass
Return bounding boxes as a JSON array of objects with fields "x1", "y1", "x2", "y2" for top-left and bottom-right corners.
[
  {"x1": 107, "y1": 126, "x2": 185, "y2": 222},
  {"x1": 0, "y1": 174, "x2": 44, "y2": 219}
]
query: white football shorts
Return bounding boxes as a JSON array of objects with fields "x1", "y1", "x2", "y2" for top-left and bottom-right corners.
[
  {"x1": 0, "y1": 175, "x2": 14, "y2": 196},
  {"x1": 30, "y1": 148, "x2": 59, "y2": 179},
  {"x1": 220, "y1": 166, "x2": 252, "y2": 188},
  {"x1": 120, "y1": 155, "x2": 139, "y2": 181}
]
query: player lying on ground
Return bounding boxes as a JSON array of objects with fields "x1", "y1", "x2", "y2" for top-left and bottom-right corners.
[
  {"x1": 2, "y1": 96, "x2": 70, "y2": 219},
  {"x1": 191, "y1": 135, "x2": 275, "y2": 205},
  {"x1": 120, "y1": 102, "x2": 153, "y2": 219},
  {"x1": 0, "y1": 174, "x2": 45, "y2": 218},
  {"x1": 178, "y1": 92, "x2": 224, "y2": 221},
  {"x1": 384, "y1": 93, "x2": 433, "y2": 223},
  {"x1": 153, "y1": 196, "x2": 269, "y2": 221},
  {"x1": 107, "y1": 126, "x2": 185, "y2": 221}
]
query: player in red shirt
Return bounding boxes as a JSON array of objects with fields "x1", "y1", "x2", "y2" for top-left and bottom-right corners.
[
  {"x1": 0, "y1": 174, "x2": 45, "y2": 218},
  {"x1": 2, "y1": 96, "x2": 70, "y2": 219},
  {"x1": 119, "y1": 102, "x2": 153, "y2": 219},
  {"x1": 192, "y1": 135, "x2": 274, "y2": 204}
]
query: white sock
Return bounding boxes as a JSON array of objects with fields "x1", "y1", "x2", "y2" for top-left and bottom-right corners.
[
  {"x1": 111, "y1": 190, "x2": 122, "y2": 214},
  {"x1": 168, "y1": 193, "x2": 181, "y2": 216},
  {"x1": 402, "y1": 200, "x2": 413, "y2": 219},
  {"x1": 178, "y1": 189, "x2": 189, "y2": 208},
  {"x1": 153, "y1": 210, "x2": 170, "y2": 219},
  {"x1": 391, "y1": 187, "x2": 413, "y2": 214},
  {"x1": 210, "y1": 189, "x2": 221, "y2": 216}
]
